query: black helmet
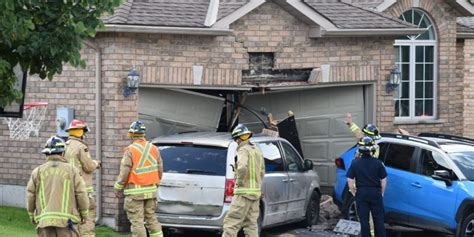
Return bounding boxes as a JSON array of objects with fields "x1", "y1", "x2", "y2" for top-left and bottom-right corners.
[
  {"x1": 362, "y1": 124, "x2": 381, "y2": 140},
  {"x1": 128, "y1": 120, "x2": 146, "y2": 135},
  {"x1": 41, "y1": 136, "x2": 66, "y2": 155},
  {"x1": 231, "y1": 124, "x2": 253, "y2": 139},
  {"x1": 358, "y1": 136, "x2": 376, "y2": 154}
]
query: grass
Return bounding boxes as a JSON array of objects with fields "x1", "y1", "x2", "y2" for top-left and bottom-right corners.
[{"x1": 0, "y1": 206, "x2": 131, "y2": 237}]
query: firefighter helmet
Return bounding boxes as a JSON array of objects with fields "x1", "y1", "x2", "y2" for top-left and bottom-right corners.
[
  {"x1": 358, "y1": 136, "x2": 376, "y2": 154},
  {"x1": 41, "y1": 136, "x2": 66, "y2": 155},
  {"x1": 128, "y1": 120, "x2": 146, "y2": 137},
  {"x1": 362, "y1": 124, "x2": 381, "y2": 140},
  {"x1": 66, "y1": 119, "x2": 90, "y2": 132},
  {"x1": 231, "y1": 124, "x2": 253, "y2": 140}
]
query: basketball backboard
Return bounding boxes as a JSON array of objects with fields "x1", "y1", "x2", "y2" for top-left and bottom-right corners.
[{"x1": 0, "y1": 64, "x2": 27, "y2": 118}]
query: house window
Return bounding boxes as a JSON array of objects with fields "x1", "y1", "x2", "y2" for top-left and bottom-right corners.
[{"x1": 394, "y1": 9, "x2": 436, "y2": 120}]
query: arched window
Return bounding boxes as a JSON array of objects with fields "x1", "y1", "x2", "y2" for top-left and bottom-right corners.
[{"x1": 394, "y1": 9, "x2": 436, "y2": 120}]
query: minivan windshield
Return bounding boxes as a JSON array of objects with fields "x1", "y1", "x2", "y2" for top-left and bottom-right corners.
[
  {"x1": 157, "y1": 144, "x2": 227, "y2": 176},
  {"x1": 451, "y1": 152, "x2": 474, "y2": 181}
]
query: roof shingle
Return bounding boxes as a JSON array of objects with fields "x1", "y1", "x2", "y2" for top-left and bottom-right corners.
[
  {"x1": 303, "y1": 0, "x2": 416, "y2": 29},
  {"x1": 458, "y1": 17, "x2": 474, "y2": 33}
]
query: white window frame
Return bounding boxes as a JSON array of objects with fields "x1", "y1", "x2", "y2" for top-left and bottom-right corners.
[{"x1": 393, "y1": 10, "x2": 437, "y2": 122}]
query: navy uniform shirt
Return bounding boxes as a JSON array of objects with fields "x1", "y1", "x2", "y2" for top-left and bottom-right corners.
[{"x1": 347, "y1": 154, "x2": 387, "y2": 188}]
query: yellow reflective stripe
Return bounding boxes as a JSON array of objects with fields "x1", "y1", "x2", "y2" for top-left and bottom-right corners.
[
  {"x1": 130, "y1": 143, "x2": 144, "y2": 153},
  {"x1": 134, "y1": 164, "x2": 159, "y2": 174},
  {"x1": 234, "y1": 188, "x2": 261, "y2": 195},
  {"x1": 114, "y1": 182, "x2": 124, "y2": 190},
  {"x1": 39, "y1": 180, "x2": 46, "y2": 211},
  {"x1": 350, "y1": 123, "x2": 359, "y2": 133},
  {"x1": 86, "y1": 186, "x2": 94, "y2": 193},
  {"x1": 150, "y1": 231, "x2": 163, "y2": 237},
  {"x1": 61, "y1": 180, "x2": 71, "y2": 213},
  {"x1": 35, "y1": 212, "x2": 80, "y2": 223},
  {"x1": 124, "y1": 186, "x2": 157, "y2": 195},
  {"x1": 137, "y1": 143, "x2": 152, "y2": 168}
]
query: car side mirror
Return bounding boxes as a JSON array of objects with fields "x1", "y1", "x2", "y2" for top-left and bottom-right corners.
[
  {"x1": 432, "y1": 170, "x2": 452, "y2": 186},
  {"x1": 304, "y1": 159, "x2": 313, "y2": 171}
]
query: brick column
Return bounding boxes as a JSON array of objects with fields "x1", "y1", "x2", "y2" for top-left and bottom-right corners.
[{"x1": 463, "y1": 39, "x2": 474, "y2": 137}]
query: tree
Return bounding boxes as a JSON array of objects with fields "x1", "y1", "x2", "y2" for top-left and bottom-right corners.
[{"x1": 0, "y1": 0, "x2": 122, "y2": 107}]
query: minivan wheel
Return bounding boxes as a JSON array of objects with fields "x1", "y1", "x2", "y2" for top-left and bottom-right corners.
[
  {"x1": 458, "y1": 213, "x2": 474, "y2": 237},
  {"x1": 299, "y1": 191, "x2": 320, "y2": 228},
  {"x1": 343, "y1": 193, "x2": 359, "y2": 221}
]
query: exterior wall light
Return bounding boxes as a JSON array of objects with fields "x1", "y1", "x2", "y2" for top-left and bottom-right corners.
[
  {"x1": 386, "y1": 67, "x2": 401, "y2": 93},
  {"x1": 124, "y1": 65, "x2": 140, "y2": 97}
]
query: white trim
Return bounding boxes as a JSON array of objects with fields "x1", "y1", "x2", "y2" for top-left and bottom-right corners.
[
  {"x1": 204, "y1": 0, "x2": 220, "y2": 27},
  {"x1": 102, "y1": 24, "x2": 232, "y2": 35},
  {"x1": 213, "y1": 0, "x2": 266, "y2": 29},
  {"x1": 140, "y1": 83, "x2": 252, "y2": 91},
  {"x1": 454, "y1": 0, "x2": 474, "y2": 15},
  {"x1": 286, "y1": 0, "x2": 337, "y2": 30},
  {"x1": 457, "y1": 32, "x2": 474, "y2": 38},
  {"x1": 375, "y1": 0, "x2": 396, "y2": 12},
  {"x1": 322, "y1": 28, "x2": 425, "y2": 37}
]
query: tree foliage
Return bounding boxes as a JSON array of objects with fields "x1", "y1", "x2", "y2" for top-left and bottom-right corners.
[{"x1": 0, "y1": 0, "x2": 122, "y2": 107}]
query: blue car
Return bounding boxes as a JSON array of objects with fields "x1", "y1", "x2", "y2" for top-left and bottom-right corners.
[{"x1": 333, "y1": 133, "x2": 474, "y2": 237}]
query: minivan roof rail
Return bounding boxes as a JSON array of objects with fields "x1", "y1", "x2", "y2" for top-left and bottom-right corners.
[
  {"x1": 418, "y1": 133, "x2": 474, "y2": 145},
  {"x1": 380, "y1": 132, "x2": 440, "y2": 148}
]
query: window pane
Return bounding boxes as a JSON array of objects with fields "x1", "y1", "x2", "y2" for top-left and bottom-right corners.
[
  {"x1": 401, "y1": 46, "x2": 410, "y2": 63},
  {"x1": 413, "y1": 11, "x2": 422, "y2": 27},
  {"x1": 425, "y1": 46, "x2": 434, "y2": 62},
  {"x1": 384, "y1": 144, "x2": 415, "y2": 171},
  {"x1": 416, "y1": 46, "x2": 424, "y2": 63},
  {"x1": 159, "y1": 145, "x2": 227, "y2": 176},
  {"x1": 401, "y1": 63, "x2": 409, "y2": 81},
  {"x1": 415, "y1": 82, "x2": 424, "y2": 98},
  {"x1": 415, "y1": 64, "x2": 424, "y2": 81},
  {"x1": 425, "y1": 82, "x2": 433, "y2": 98},
  {"x1": 257, "y1": 142, "x2": 284, "y2": 173},
  {"x1": 401, "y1": 82, "x2": 409, "y2": 98},
  {"x1": 425, "y1": 64, "x2": 434, "y2": 81},
  {"x1": 403, "y1": 10, "x2": 413, "y2": 24},
  {"x1": 395, "y1": 100, "x2": 410, "y2": 117},
  {"x1": 424, "y1": 99, "x2": 433, "y2": 116},
  {"x1": 419, "y1": 149, "x2": 450, "y2": 177},
  {"x1": 395, "y1": 47, "x2": 400, "y2": 62},
  {"x1": 415, "y1": 100, "x2": 424, "y2": 116},
  {"x1": 282, "y1": 142, "x2": 303, "y2": 172}
]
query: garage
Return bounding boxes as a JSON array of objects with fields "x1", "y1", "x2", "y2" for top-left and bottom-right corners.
[{"x1": 138, "y1": 84, "x2": 374, "y2": 188}]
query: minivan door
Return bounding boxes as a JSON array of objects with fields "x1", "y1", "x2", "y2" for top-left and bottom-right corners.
[
  {"x1": 156, "y1": 144, "x2": 227, "y2": 217},
  {"x1": 281, "y1": 141, "x2": 310, "y2": 221},
  {"x1": 256, "y1": 141, "x2": 290, "y2": 226}
]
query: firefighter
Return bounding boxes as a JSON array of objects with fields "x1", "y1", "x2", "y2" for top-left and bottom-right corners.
[
  {"x1": 344, "y1": 113, "x2": 381, "y2": 158},
  {"x1": 27, "y1": 136, "x2": 89, "y2": 237},
  {"x1": 222, "y1": 124, "x2": 265, "y2": 237},
  {"x1": 114, "y1": 120, "x2": 163, "y2": 237},
  {"x1": 64, "y1": 119, "x2": 100, "y2": 237},
  {"x1": 347, "y1": 137, "x2": 387, "y2": 237}
]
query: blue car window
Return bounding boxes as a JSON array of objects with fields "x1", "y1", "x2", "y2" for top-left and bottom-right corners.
[
  {"x1": 419, "y1": 149, "x2": 450, "y2": 177},
  {"x1": 257, "y1": 142, "x2": 284, "y2": 173},
  {"x1": 384, "y1": 143, "x2": 415, "y2": 171}
]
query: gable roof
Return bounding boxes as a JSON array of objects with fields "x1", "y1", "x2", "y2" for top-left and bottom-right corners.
[
  {"x1": 458, "y1": 17, "x2": 474, "y2": 38},
  {"x1": 101, "y1": 0, "x2": 424, "y2": 37}
]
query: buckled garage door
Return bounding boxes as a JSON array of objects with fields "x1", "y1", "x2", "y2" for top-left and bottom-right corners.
[
  {"x1": 139, "y1": 88, "x2": 225, "y2": 138},
  {"x1": 240, "y1": 85, "x2": 371, "y2": 187}
]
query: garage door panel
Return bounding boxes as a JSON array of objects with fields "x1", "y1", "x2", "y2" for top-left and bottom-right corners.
[
  {"x1": 299, "y1": 118, "x2": 330, "y2": 137},
  {"x1": 243, "y1": 85, "x2": 368, "y2": 187}
]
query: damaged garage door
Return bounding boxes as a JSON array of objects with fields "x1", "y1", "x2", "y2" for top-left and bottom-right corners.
[
  {"x1": 240, "y1": 85, "x2": 368, "y2": 187},
  {"x1": 139, "y1": 88, "x2": 224, "y2": 138}
]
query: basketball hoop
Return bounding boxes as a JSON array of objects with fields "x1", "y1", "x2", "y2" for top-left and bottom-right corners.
[{"x1": 3, "y1": 102, "x2": 48, "y2": 140}]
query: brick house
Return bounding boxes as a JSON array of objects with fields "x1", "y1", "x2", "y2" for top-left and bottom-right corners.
[{"x1": 1, "y1": 0, "x2": 474, "y2": 230}]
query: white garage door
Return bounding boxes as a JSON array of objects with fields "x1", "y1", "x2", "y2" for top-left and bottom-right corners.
[
  {"x1": 240, "y1": 85, "x2": 368, "y2": 187},
  {"x1": 139, "y1": 88, "x2": 224, "y2": 138}
]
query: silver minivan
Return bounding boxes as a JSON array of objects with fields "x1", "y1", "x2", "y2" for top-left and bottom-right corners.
[{"x1": 152, "y1": 132, "x2": 321, "y2": 233}]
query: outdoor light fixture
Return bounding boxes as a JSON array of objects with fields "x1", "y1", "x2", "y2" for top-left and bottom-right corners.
[
  {"x1": 386, "y1": 67, "x2": 401, "y2": 93},
  {"x1": 123, "y1": 65, "x2": 140, "y2": 97}
]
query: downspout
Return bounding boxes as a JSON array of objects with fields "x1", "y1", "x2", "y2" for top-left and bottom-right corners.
[{"x1": 85, "y1": 39, "x2": 103, "y2": 224}]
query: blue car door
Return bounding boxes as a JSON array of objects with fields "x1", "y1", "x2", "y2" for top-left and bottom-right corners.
[
  {"x1": 405, "y1": 148, "x2": 459, "y2": 229},
  {"x1": 382, "y1": 142, "x2": 417, "y2": 223}
]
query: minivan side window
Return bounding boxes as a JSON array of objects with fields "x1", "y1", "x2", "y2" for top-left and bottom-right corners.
[
  {"x1": 384, "y1": 143, "x2": 415, "y2": 171},
  {"x1": 378, "y1": 142, "x2": 389, "y2": 161},
  {"x1": 281, "y1": 142, "x2": 304, "y2": 172},
  {"x1": 257, "y1": 142, "x2": 284, "y2": 173}
]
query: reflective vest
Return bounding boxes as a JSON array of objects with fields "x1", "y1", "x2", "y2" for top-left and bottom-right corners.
[{"x1": 127, "y1": 140, "x2": 160, "y2": 186}]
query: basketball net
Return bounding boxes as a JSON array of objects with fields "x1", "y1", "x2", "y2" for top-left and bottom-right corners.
[{"x1": 3, "y1": 102, "x2": 48, "y2": 140}]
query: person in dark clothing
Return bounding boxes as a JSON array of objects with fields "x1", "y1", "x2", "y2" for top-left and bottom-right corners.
[{"x1": 347, "y1": 136, "x2": 387, "y2": 237}]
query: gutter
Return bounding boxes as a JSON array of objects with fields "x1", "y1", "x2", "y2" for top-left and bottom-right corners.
[
  {"x1": 101, "y1": 24, "x2": 233, "y2": 35},
  {"x1": 322, "y1": 28, "x2": 426, "y2": 37},
  {"x1": 457, "y1": 33, "x2": 474, "y2": 39},
  {"x1": 84, "y1": 39, "x2": 103, "y2": 224}
]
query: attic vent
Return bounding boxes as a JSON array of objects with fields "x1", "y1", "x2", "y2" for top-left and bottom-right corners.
[{"x1": 249, "y1": 52, "x2": 274, "y2": 71}]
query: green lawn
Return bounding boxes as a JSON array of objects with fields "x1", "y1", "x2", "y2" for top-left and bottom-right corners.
[{"x1": 0, "y1": 206, "x2": 130, "y2": 237}]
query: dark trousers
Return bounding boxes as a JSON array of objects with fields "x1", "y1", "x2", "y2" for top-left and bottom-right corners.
[{"x1": 356, "y1": 187, "x2": 385, "y2": 237}]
